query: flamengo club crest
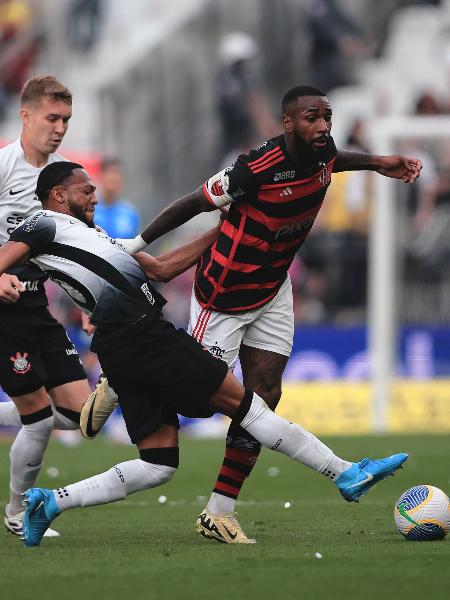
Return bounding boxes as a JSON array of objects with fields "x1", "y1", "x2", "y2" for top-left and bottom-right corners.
[
  {"x1": 209, "y1": 342, "x2": 225, "y2": 359},
  {"x1": 319, "y1": 165, "x2": 332, "y2": 186},
  {"x1": 10, "y1": 352, "x2": 31, "y2": 375}
]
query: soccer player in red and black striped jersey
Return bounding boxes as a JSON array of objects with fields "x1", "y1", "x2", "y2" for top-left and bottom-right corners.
[{"x1": 114, "y1": 85, "x2": 422, "y2": 543}]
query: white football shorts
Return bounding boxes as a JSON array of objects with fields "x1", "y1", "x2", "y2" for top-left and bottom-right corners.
[{"x1": 188, "y1": 276, "x2": 294, "y2": 370}]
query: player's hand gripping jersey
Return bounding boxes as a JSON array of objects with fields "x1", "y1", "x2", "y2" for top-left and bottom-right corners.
[{"x1": 198, "y1": 134, "x2": 337, "y2": 313}]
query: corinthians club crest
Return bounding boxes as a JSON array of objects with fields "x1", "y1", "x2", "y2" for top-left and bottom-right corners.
[{"x1": 10, "y1": 352, "x2": 31, "y2": 375}]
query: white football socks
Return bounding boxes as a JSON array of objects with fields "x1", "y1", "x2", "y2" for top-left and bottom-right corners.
[
  {"x1": 240, "y1": 393, "x2": 351, "y2": 478},
  {"x1": 0, "y1": 401, "x2": 79, "y2": 430},
  {"x1": 0, "y1": 401, "x2": 21, "y2": 427},
  {"x1": 8, "y1": 413, "x2": 54, "y2": 515},
  {"x1": 53, "y1": 459, "x2": 176, "y2": 511},
  {"x1": 207, "y1": 492, "x2": 235, "y2": 516}
]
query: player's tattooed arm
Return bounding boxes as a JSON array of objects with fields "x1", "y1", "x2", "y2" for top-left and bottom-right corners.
[
  {"x1": 140, "y1": 187, "x2": 214, "y2": 246},
  {"x1": 0, "y1": 241, "x2": 31, "y2": 303},
  {"x1": 117, "y1": 187, "x2": 214, "y2": 254},
  {"x1": 135, "y1": 222, "x2": 221, "y2": 282},
  {"x1": 334, "y1": 150, "x2": 422, "y2": 183}
]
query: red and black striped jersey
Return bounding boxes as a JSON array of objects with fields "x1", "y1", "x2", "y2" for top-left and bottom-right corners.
[{"x1": 195, "y1": 134, "x2": 337, "y2": 313}]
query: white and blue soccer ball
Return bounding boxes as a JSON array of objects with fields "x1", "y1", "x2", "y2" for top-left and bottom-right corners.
[{"x1": 394, "y1": 485, "x2": 450, "y2": 541}]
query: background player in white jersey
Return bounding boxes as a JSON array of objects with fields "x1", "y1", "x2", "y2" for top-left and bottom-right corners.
[
  {"x1": 111, "y1": 85, "x2": 422, "y2": 544},
  {"x1": 0, "y1": 75, "x2": 91, "y2": 538},
  {"x1": 0, "y1": 161, "x2": 408, "y2": 547}
]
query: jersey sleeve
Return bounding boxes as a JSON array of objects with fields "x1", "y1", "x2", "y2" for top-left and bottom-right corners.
[
  {"x1": 202, "y1": 158, "x2": 257, "y2": 208},
  {"x1": 8, "y1": 211, "x2": 56, "y2": 257}
]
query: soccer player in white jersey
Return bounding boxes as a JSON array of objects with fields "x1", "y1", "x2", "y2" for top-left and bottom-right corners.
[
  {"x1": 0, "y1": 161, "x2": 408, "y2": 547},
  {"x1": 0, "y1": 78, "x2": 229, "y2": 539},
  {"x1": 0, "y1": 76, "x2": 117, "y2": 538}
]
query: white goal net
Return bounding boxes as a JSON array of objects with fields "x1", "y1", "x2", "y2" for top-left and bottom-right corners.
[{"x1": 369, "y1": 115, "x2": 450, "y2": 431}]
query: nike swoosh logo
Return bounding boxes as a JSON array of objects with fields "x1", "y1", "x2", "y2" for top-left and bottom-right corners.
[
  {"x1": 26, "y1": 462, "x2": 41, "y2": 467},
  {"x1": 85, "y1": 398, "x2": 97, "y2": 438},
  {"x1": 34, "y1": 500, "x2": 45, "y2": 514},
  {"x1": 9, "y1": 189, "x2": 25, "y2": 195},
  {"x1": 223, "y1": 524, "x2": 237, "y2": 540},
  {"x1": 347, "y1": 473, "x2": 374, "y2": 489}
]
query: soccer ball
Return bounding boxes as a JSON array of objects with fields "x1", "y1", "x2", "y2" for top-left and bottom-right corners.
[{"x1": 394, "y1": 485, "x2": 450, "y2": 541}]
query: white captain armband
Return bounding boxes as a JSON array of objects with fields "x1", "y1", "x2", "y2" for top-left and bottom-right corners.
[{"x1": 203, "y1": 169, "x2": 233, "y2": 208}]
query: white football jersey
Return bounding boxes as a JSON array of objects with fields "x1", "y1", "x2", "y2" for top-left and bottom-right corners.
[
  {"x1": 10, "y1": 210, "x2": 166, "y2": 326},
  {"x1": 0, "y1": 139, "x2": 65, "y2": 306},
  {"x1": 0, "y1": 139, "x2": 65, "y2": 243}
]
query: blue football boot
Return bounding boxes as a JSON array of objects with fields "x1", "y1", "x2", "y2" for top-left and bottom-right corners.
[
  {"x1": 23, "y1": 488, "x2": 61, "y2": 547},
  {"x1": 336, "y1": 453, "x2": 408, "y2": 502}
]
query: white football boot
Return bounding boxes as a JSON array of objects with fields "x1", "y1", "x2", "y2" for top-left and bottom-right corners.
[
  {"x1": 4, "y1": 508, "x2": 60, "y2": 538},
  {"x1": 80, "y1": 373, "x2": 118, "y2": 439},
  {"x1": 196, "y1": 509, "x2": 256, "y2": 544}
]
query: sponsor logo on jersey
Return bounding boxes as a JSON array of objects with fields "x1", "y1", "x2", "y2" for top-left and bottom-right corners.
[
  {"x1": 6, "y1": 213, "x2": 26, "y2": 235},
  {"x1": 229, "y1": 187, "x2": 245, "y2": 200},
  {"x1": 23, "y1": 211, "x2": 45, "y2": 233},
  {"x1": 271, "y1": 438, "x2": 282, "y2": 450},
  {"x1": 279, "y1": 186, "x2": 293, "y2": 197},
  {"x1": 10, "y1": 352, "x2": 31, "y2": 375},
  {"x1": 22, "y1": 280, "x2": 39, "y2": 292},
  {"x1": 65, "y1": 347, "x2": 78, "y2": 356},
  {"x1": 9, "y1": 188, "x2": 25, "y2": 196},
  {"x1": 274, "y1": 170, "x2": 296, "y2": 182},
  {"x1": 274, "y1": 215, "x2": 316, "y2": 239},
  {"x1": 141, "y1": 282, "x2": 155, "y2": 305}
]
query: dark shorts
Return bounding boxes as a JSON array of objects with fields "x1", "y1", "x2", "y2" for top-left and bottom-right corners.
[
  {"x1": 0, "y1": 306, "x2": 87, "y2": 397},
  {"x1": 94, "y1": 316, "x2": 229, "y2": 444}
]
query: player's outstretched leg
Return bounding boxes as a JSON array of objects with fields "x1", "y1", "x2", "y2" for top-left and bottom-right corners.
[
  {"x1": 22, "y1": 450, "x2": 178, "y2": 546},
  {"x1": 197, "y1": 386, "x2": 408, "y2": 543},
  {"x1": 235, "y1": 391, "x2": 408, "y2": 499},
  {"x1": 80, "y1": 373, "x2": 118, "y2": 439}
]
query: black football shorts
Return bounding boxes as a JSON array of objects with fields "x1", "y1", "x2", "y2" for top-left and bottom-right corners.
[
  {"x1": 0, "y1": 306, "x2": 87, "y2": 397},
  {"x1": 94, "y1": 315, "x2": 229, "y2": 444}
]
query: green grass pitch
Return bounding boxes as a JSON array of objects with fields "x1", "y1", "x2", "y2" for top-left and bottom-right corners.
[{"x1": 1, "y1": 433, "x2": 449, "y2": 600}]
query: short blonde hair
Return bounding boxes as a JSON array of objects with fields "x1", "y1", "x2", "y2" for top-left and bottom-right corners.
[{"x1": 20, "y1": 75, "x2": 72, "y2": 107}]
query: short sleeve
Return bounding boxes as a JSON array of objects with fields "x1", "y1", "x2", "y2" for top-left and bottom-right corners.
[
  {"x1": 202, "y1": 158, "x2": 257, "y2": 208},
  {"x1": 9, "y1": 211, "x2": 56, "y2": 256}
]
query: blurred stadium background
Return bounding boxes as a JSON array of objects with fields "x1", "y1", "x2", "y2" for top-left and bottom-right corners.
[{"x1": 1, "y1": 0, "x2": 450, "y2": 441}]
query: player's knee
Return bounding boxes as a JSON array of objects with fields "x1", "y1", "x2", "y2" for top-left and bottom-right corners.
[
  {"x1": 253, "y1": 383, "x2": 282, "y2": 410},
  {"x1": 139, "y1": 447, "x2": 179, "y2": 484},
  {"x1": 19, "y1": 405, "x2": 54, "y2": 439}
]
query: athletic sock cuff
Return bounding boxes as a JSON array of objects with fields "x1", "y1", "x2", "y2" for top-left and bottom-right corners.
[
  {"x1": 139, "y1": 447, "x2": 179, "y2": 468},
  {"x1": 231, "y1": 388, "x2": 254, "y2": 426},
  {"x1": 55, "y1": 406, "x2": 81, "y2": 425},
  {"x1": 20, "y1": 405, "x2": 53, "y2": 425}
]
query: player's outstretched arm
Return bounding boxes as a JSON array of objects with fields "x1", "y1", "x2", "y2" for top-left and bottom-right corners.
[
  {"x1": 118, "y1": 187, "x2": 215, "y2": 254},
  {"x1": 334, "y1": 150, "x2": 422, "y2": 183},
  {"x1": 134, "y1": 222, "x2": 220, "y2": 282},
  {"x1": 0, "y1": 241, "x2": 31, "y2": 303}
]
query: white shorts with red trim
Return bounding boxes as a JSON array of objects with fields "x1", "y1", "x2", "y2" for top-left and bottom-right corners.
[{"x1": 188, "y1": 276, "x2": 294, "y2": 370}]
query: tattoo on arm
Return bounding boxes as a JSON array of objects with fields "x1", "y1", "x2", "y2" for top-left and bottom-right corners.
[{"x1": 334, "y1": 150, "x2": 376, "y2": 172}]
